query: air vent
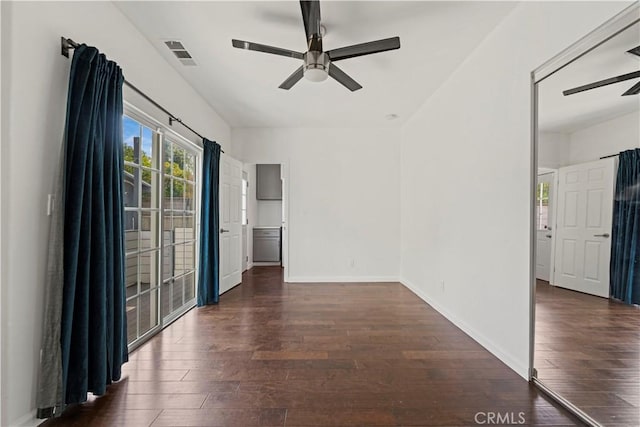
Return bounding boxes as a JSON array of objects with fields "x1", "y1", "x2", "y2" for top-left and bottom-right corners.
[
  {"x1": 180, "y1": 59, "x2": 197, "y2": 66},
  {"x1": 164, "y1": 40, "x2": 197, "y2": 66},
  {"x1": 173, "y1": 50, "x2": 192, "y2": 59},
  {"x1": 164, "y1": 40, "x2": 185, "y2": 50}
]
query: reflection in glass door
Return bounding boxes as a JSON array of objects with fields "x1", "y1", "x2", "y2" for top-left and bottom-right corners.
[
  {"x1": 162, "y1": 138, "x2": 198, "y2": 323},
  {"x1": 123, "y1": 116, "x2": 161, "y2": 344}
]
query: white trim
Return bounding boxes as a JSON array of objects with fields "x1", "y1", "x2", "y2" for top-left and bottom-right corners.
[
  {"x1": 287, "y1": 276, "x2": 399, "y2": 283},
  {"x1": 253, "y1": 262, "x2": 280, "y2": 267},
  {"x1": 549, "y1": 170, "x2": 560, "y2": 286},
  {"x1": 123, "y1": 102, "x2": 202, "y2": 154},
  {"x1": 400, "y1": 277, "x2": 529, "y2": 380},
  {"x1": 246, "y1": 262, "x2": 254, "y2": 271},
  {"x1": 10, "y1": 410, "x2": 39, "y2": 427},
  {"x1": 281, "y1": 161, "x2": 290, "y2": 283},
  {"x1": 533, "y1": 2, "x2": 639, "y2": 83}
]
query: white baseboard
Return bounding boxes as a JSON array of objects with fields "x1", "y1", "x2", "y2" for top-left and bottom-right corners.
[
  {"x1": 10, "y1": 410, "x2": 40, "y2": 427},
  {"x1": 287, "y1": 276, "x2": 399, "y2": 283},
  {"x1": 252, "y1": 262, "x2": 280, "y2": 267},
  {"x1": 400, "y1": 277, "x2": 529, "y2": 380},
  {"x1": 246, "y1": 262, "x2": 253, "y2": 271}
]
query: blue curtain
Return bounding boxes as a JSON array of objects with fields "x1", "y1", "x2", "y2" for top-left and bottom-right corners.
[
  {"x1": 198, "y1": 139, "x2": 222, "y2": 305},
  {"x1": 610, "y1": 148, "x2": 640, "y2": 305},
  {"x1": 37, "y1": 44, "x2": 128, "y2": 416}
]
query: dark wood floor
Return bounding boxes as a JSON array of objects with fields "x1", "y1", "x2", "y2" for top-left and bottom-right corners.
[
  {"x1": 44, "y1": 268, "x2": 579, "y2": 426},
  {"x1": 535, "y1": 280, "x2": 640, "y2": 426}
]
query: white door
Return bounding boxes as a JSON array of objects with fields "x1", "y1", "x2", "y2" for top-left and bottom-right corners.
[
  {"x1": 536, "y1": 172, "x2": 555, "y2": 282},
  {"x1": 219, "y1": 153, "x2": 243, "y2": 294},
  {"x1": 554, "y1": 158, "x2": 615, "y2": 297}
]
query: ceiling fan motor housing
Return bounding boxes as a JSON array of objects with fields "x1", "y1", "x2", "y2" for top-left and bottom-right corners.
[{"x1": 303, "y1": 51, "x2": 330, "y2": 82}]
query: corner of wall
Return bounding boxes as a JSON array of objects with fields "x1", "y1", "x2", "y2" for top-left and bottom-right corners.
[
  {"x1": 399, "y1": 277, "x2": 529, "y2": 380},
  {"x1": 0, "y1": 1, "x2": 11, "y2": 423}
]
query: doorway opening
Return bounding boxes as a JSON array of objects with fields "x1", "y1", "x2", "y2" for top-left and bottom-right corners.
[{"x1": 241, "y1": 162, "x2": 289, "y2": 281}]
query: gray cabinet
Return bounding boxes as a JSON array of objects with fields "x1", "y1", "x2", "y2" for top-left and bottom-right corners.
[
  {"x1": 256, "y1": 164, "x2": 282, "y2": 200},
  {"x1": 253, "y1": 228, "x2": 281, "y2": 262}
]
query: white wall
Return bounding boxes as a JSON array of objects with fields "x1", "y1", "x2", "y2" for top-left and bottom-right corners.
[
  {"x1": 538, "y1": 132, "x2": 570, "y2": 169},
  {"x1": 234, "y1": 128, "x2": 401, "y2": 282},
  {"x1": 568, "y1": 111, "x2": 640, "y2": 165},
  {"x1": 538, "y1": 112, "x2": 639, "y2": 171},
  {"x1": 0, "y1": 2, "x2": 5, "y2": 424},
  {"x1": 0, "y1": 1, "x2": 230, "y2": 425},
  {"x1": 400, "y1": 1, "x2": 630, "y2": 379},
  {"x1": 257, "y1": 200, "x2": 282, "y2": 227}
]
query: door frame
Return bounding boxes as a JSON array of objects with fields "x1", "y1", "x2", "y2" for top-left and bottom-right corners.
[
  {"x1": 243, "y1": 160, "x2": 290, "y2": 282},
  {"x1": 528, "y1": 3, "x2": 639, "y2": 425},
  {"x1": 281, "y1": 161, "x2": 290, "y2": 282},
  {"x1": 535, "y1": 170, "x2": 557, "y2": 284},
  {"x1": 242, "y1": 170, "x2": 248, "y2": 273},
  {"x1": 122, "y1": 102, "x2": 203, "y2": 352}
]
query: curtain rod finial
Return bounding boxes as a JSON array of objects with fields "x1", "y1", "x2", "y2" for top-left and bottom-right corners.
[
  {"x1": 61, "y1": 37, "x2": 77, "y2": 58},
  {"x1": 61, "y1": 37, "x2": 71, "y2": 58}
]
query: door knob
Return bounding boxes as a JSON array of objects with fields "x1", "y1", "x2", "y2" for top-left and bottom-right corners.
[
  {"x1": 594, "y1": 233, "x2": 610, "y2": 238},
  {"x1": 545, "y1": 234, "x2": 552, "y2": 238},
  {"x1": 220, "y1": 228, "x2": 230, "y2": 234}
]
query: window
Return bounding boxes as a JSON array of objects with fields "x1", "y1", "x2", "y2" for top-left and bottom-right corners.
[
  {"x1": 536, "y1": 182, "x2": 550, "y2": 230},
  {"x1": 162, "y1": 138, "x2": 198, "y2": 322},
  {"x1": 123, "y1": 116, "x2": 161, "y2": 345},
  {"x1": 122, "y1": 113, "x2": 200, "y2": 347},
  {"x1": 241, "y1": 177, "x2": 248, "y2": 225}
]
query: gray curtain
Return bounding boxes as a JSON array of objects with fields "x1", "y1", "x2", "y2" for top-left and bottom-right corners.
[
  {"x1": 36, "y1": 146, "x2": 66, "y2": 417},
  {"x1": 36, "y1": 44, "x2": 128, "y2": 418}
]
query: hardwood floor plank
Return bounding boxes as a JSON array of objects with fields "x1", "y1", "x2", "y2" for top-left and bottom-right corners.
[
  {"x1": 284, "y1": 408, "x2": 395, "y2": 426},
  {"x1": 251, "y1": 351, "x2": 328, "y2": 360},
  {"x1": 151, "y1": 408, "x2": 286, "y2": 426}
]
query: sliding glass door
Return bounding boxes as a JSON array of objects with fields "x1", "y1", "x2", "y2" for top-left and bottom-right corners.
[
  {"x1": 162, "y1": 137, "x2": 198, "y2": 323},
  {"x1": 123, "y1": 111, "x2": 200, "y2": 348}
]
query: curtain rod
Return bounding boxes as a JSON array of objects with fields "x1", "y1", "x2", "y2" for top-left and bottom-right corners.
[
  {"x1": 60, "y1": 37, "x2": 223, "y2": 152},
  {"x1": 601, "y1": 154, "x2": 619, "y2": 159}
]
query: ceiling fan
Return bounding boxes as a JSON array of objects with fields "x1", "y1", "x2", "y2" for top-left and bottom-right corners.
[
  {"x1": 231, "y1": 0, "x2": 400, "y2": 91},
  {"x1": 563, "y1": 45, "x2": 640, "y2": 96}
]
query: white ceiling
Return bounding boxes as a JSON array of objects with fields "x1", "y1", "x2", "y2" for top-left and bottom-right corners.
[
  {"x1": 116, "y1": 1, "x2": 517, "y2": 128},
  {"x1": 538, "y1": 21, "x2": 640, "y2": 134}
]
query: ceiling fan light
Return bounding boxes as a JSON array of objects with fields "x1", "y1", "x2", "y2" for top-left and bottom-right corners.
[
  {"x1": 304, "y1": 67, "x2": 328, "y2": 82},
  {"x1": 303, "y1": 51, "x2": 330, "y2": 82}
]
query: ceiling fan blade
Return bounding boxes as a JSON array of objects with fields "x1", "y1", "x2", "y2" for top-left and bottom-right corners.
[
  {"x1": 327, "y1": 37, "x2": 400, "y2": 62},
  {"x1": 627, "y1": 45, "x2": 640, "y2": 57},
  {"x1": 622, "y1": 80, "x2": 640, "y2": 96},
  {"x1": 328, "y1": 64, "x2": 362, "y2": 91},
  {"x1": 232, "y1": 39, "x2": 304, "y2": 60},
  {"x1": 279, "y1": 66, "x2": 305, "y2": 90},
  {"x1": 563, "y1": 70, "x2": 640, "y2": 96},
  {"x1": 300, "y1": 0, "x2": 322, "y2": 51}
]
